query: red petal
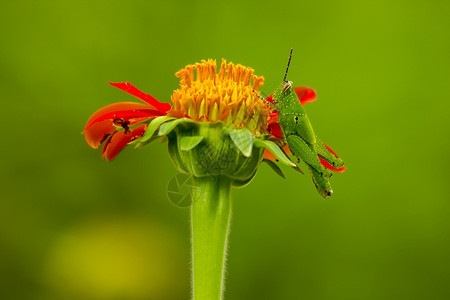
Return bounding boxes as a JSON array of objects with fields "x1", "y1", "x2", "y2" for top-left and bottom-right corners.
[
  {"x1": 295, "y1": 87, "x2": 317, "y2": 105},
  {"x1": 268, "y1": 123, "x2": 283, "y2": 139},
  {"x1": 167, "y1": 109, "x2": 185, "y2": 119},
  {"x1": 263, "y1": 149, "x2": 276, "y2": 160},
  {"x1": 83, "y1": 115, "x2": 151, "y2": 149},
  {"x1": 102, "y1": 125, "x2": 147, "y2": 161},
  {"x1": 83, "y1": 102, "x2": 163, "y2": 149},
  {"x1": 85, "y1": 108, "x2": 164, "y2": 130},
  {"x1": 267, "y1": 111, "x2": 279, "y2": 124},
  {"x1": 84, "y1": 102, "x2": 153, "y2": 130},
  {"x1": 84, "y1": 119, "x2": 117, "y2": 149},
  {"x1": 109, "y1": 82, "x2": 171, "y2": 113},
  {"x1": 266, "y1": 94, "x2": 274, "y2": 103},
  {"x1": 319, "y1": 157, "x2": 346, "y2": 173}
]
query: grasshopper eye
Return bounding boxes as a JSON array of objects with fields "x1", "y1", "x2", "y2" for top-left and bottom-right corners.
[{"x1": 282, "y1": 81, "x2": 293, "y2": 93}]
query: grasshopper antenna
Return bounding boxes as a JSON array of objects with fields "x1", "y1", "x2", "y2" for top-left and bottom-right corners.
[
  {"x1": 252, "y1": 88, "x2": 276, "y2": 109},
  {"x1": 283, "y1": 48, "x2": 293, "y2": 83}
]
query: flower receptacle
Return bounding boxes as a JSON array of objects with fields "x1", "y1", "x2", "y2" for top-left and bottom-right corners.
[{"x1": 167, "y1": 121, "x2": 264, "y2": 185}]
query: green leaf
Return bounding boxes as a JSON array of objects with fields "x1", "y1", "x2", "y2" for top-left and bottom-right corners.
[
  {"x1": 262, "y1": 159, "x2": 286, "y2": 179},
  {"x1": 140, "y1": 116, "x2": 175, "y2": 143},
  {"x1": 158, "y1": 118, "x2": 194, "y2": 136},
  {"x1": 229, "y1": 128, "x2": 253, "y2": 157},
  {"x1": 253, "y1": 139, "x2": 296, "y2": 167},
  {"x1": 180, "y1": 136, "x2": 204, "y2": 151}
]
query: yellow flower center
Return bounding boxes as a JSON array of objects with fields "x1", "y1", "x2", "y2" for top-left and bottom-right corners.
[{"x1": 169, "y1": 59, "x2": 270, "y2": 135}]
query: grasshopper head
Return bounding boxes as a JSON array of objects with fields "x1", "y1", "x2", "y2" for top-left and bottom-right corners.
[
  {"x1": 271, "y1": 49, "x2": 295, "y2": 103},
  {"x1": 281, "y1": 80, "x2": 293, "y2": 93},
  {"x1": 280, "y1": 48, "x2": 294, "y2": 95}
]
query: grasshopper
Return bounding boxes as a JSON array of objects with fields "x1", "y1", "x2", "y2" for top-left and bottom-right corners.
[{"x1": 263, "y1": 49, "x2": 345, "y2": 198}]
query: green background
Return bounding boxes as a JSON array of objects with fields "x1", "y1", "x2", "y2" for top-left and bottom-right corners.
[{"x1": 1, "y1": 0, "x2": 449, "y2": 299}]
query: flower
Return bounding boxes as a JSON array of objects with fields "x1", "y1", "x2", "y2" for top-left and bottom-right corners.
[
  {"x1": 264, "y1": 86, "x2": 346, "y2": 173},
  {"x1": 163, "y1": 59, "x2": 275, "y2": 182},
  {"x1": 83, "y1": 59, "x2": 274, "y2": 170}
]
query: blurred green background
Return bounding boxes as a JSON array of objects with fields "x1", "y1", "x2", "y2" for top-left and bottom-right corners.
[{"x1": 1, "y1": 0, "x2": 449, "y2": 299}]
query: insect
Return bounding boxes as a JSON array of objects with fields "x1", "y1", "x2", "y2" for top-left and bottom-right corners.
[{"x1": 264, "y1": 49, "x2": 345, "y2": 198}]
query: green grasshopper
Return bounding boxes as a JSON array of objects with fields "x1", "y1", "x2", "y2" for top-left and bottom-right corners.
[{"x1": 263, "y1": 49, "x2": 345, "y2": 198}]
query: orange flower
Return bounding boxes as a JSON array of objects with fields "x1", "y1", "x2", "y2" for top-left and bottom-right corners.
[{"x1": 83, "y1": 59, "x2": 270, "y2": 161}]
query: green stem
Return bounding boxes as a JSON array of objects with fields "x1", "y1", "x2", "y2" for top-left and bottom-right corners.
[{"x1": 191, "y1": 176, "x2": 232, "y2": 300}]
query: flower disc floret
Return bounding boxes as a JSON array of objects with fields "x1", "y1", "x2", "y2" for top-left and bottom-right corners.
[{"x1": 169, "y1": 59, "x2": 270, "y2": 134}]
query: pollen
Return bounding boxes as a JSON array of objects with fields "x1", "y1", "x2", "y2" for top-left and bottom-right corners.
[{"x1": 168, "y1": 59, "x2": 271, "y2": 135}]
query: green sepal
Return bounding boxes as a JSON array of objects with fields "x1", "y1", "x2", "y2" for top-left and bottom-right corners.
[
  {"x1": 140, "y1": 116, "x2": 175, "y2": 143},
  {"x1": 253, "y1": 139, "x2": 296, "y2": 168},
  {"x1": 134, "y1": 135, "x2": 162, "y2": 149},
  {"x1": 167, "y1": 122, "x2": 264, "y2": 181},
  {"x1": 231, "y1": 169, "x2": 258, "y2": 188},
  {"x1": 262, "y1": 159, "x2": 285, "y2": 179},
  {"x1": 159, "y1": 118, "x2": 194, "y2": 136},
  {"x1": 292, "y1": 164, "x2": 304, "y2": 174},
  {"x1": 229, "y1": 128, "x2": 253, "y2": 157},
  {"x1": 180, "y1": 136, "x2": 204, "y2": 151}
]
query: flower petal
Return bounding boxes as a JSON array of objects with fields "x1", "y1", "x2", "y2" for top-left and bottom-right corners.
[
  {"x1": 109, "y1": 82, "x2": 172, "y2": 113},
  {"x1": 84, "y1": 102, "x2": 153, "y2": 130},
  {"x1": 295, "y1": 87, "x2": 317, "y2": 105},
  {"x1": 166, "y1": 109, "x2": 186, "y2": 119},
  {"x1": 267, "y1": 111, "x2": 279, "y2": 124},
  {"x1": 268, "y1": 123, "x2": 282, "y2": 139},
  {"x1": 85, "y1": 108, "x2": 164, "y2": 130},
  {"x1": 102, "y1": 125, "x2": 147, "y2": 161},
  {"x1": 84, "y1": 119, "x2": 117, "y2": 149}
]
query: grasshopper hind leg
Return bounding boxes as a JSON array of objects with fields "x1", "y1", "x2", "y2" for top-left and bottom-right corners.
[
  {"x1": 315, "y1": 138, "x2": 345, "y2": 169},
  {"x1": 286, "y1": 135, "x2": 331, "y2": 179}
]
